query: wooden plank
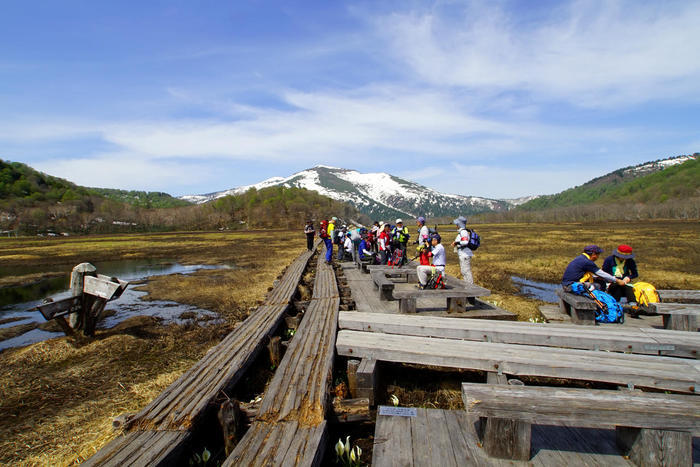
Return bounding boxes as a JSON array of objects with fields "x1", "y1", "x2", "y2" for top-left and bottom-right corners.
[
  {"x1": 34, "y1": 295, "x2": 82, "y2": 320},
  {"x1": 84, "y1": 275, "x2": 122, "y2": 300},
  {"x1": 393, "y1": 284, "x2": 491, "y2": 299},
  {"x1": 336, "y1": 330, "x2": 700, "y2": 393},
  {"x1": 652, "y1": 303, "x2": 700, "y2": 315},
  {"x1": 373, "y1": 411, "x2": 414, "y2": 467},
  {"x1": 82, "y1": 430, "x2": 189, "y2": 467},
  {"x1": 461, "y1": 383, "x2": 700, "y2": 434},
  {"x1": 555, "y1": 288, "x2": 598, "y2": 309},
  {"x1": 616, "y1": 426, "x2": 692, "y2": 467},
  {"x1": 338, "y1": 312, "x2": 699, "y2": 358},
  {"x1": 658, "y1": 289, "x2": 700, "y2": 303}
]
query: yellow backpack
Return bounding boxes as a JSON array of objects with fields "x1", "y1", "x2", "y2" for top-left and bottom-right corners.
[{"x1": 633, "y1": 282, "x2": 660, "y2": 307}]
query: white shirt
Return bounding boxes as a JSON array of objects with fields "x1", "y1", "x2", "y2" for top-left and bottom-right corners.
[
  {"x1": 430, "y1": 244, "x2": 446, "y2": 271},
  {"x1": 455, "y1": 229, "x2": 473, "y2": 258}
]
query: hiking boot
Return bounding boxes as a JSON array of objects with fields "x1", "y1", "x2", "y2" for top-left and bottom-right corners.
[{"x1": 415, "y1": 284, "x2": 425, "y2": 290}]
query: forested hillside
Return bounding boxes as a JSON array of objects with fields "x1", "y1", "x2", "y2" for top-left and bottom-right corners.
[
  {"x1": 479, "y1": 155, "x2": 699, "y2": 222},
  {"x1": 0, "y1": 159, "x2": 365, "y2": 234}
]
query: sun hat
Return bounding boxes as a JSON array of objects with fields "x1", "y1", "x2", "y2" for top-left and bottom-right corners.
[
  {"x1": 417, "y1": 216, "x2": 425, "y2": 224},
  {"x1": 613, "y1": 244, "x2": 635, "y2": 259},
  {"x1": 583, "y1": 245, "x2": 603, "y2": 255},
  {"x1": 453, "y1": 215, "x2": 467, "y2": 226},
  {"x1": 395, "y1": 218, "x2": 403, "y2": 224}
]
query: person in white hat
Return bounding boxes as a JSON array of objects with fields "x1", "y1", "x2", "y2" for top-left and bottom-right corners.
[{"x1": 391, "y1": 219, "x2": 410, "y2": 265}]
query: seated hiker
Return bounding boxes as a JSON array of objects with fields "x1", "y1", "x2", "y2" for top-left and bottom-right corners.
[
  {"x1": 601, "y1": 244, "x2": 638, "y2": 304},
  {"x1": 416, "y1": 233, "x2": 445, "y2": 289},
  {"x1": 340, "y1": 232, "x2": 353, "y2": 261},
  {"x1": 562, "y1": 245, "x2": 628, "y2": 291}
]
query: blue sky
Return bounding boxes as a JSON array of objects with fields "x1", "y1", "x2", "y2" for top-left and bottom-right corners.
[{"x1": 1, "y1": 0, "x2": 699, "y2": 199}]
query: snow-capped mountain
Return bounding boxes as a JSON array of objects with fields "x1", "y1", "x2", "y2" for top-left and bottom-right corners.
[
  {"x1": 181, "y1": 166, "x2": 512, "y2": 220},
  {"x1": 622, "y1": 154, "x2": 696, "y2": 177}
]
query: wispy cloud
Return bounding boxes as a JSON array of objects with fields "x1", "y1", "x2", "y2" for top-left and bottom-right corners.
[{"x1": 374, "y1": 0, "x2": 700, "y2": 107}]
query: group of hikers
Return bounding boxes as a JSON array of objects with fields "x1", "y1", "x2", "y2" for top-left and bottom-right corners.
[
  {"x1": 306, "y1": 215, "x2": 657, "y2": 323},
  {"x1": 304, "y1": 215, "x2": 480, "y2": 288},
  {"x1": 562, "y1": 243, "x2": 658, "y2": 323}
]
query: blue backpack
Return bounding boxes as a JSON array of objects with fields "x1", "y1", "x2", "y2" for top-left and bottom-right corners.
[
  {"x1": 569, "y1": 283, "x2": 624, "y2": 323},
  {"x1": 466, "y1": 229, "x2": 480, "y2": 250}
]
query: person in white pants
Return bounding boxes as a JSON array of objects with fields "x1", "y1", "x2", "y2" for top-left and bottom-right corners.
[
  {"x1": 451, "y1": 216, "x2": 474, "y2": 284},
  {"x1": 417, "y1": 234, "x2": 445, "y2": 288}
]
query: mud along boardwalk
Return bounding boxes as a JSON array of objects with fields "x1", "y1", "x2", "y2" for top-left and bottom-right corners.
[{"x1": 87, "y1": 249, "x2": 700, "y2": 466}]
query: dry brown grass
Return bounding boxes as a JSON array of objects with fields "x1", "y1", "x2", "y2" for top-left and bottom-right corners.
[
  {"x1": 0, "y1": 230, "x2": 307, "y2": 466},
  {"x1": 440, "y1": 220, "x2": 700, "y2": 320}
]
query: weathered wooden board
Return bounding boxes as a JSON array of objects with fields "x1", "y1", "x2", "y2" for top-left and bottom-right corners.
[
  {"x1": 224, "y1": 254, "x2": 339, "y2": 464},
  {"x1": 224, "y1": 421, "x2": 326, "y2": 467},
  {"x1": 83, "y1": 275, "x2": 123, "y2": 300},
  {"x1": 462, "y1": 383, "x2": 700, "y2": 434},
  {"x1": 87, "y1": 245, "x2": 319, "y2": 465},
  {"x1": 651, "y1": 303, "x2": 700, "y2": 315},
  {"x1": 338, "y1": 312, "x2": 699, "y2": 358},
  {"x1": 555, "y1": 288, "x2": 598, "y2": 309},
  {"x1": 336, "y1": 330, "x2": 700, "y2": 393},
  {"x1": 393, "y1": 284, "x2": 491, "y2": 299},
  {"x1": 658, "y1": 290, "x2": 700, "y2": 303},
  {"x1": 82, "y1": 430, "x2": 189, "y2": 467},
  {"x1": 34, "y1": 295, "x2": 82, "y2": 320}
]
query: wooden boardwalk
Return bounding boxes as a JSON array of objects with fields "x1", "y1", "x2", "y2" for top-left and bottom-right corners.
[
  {"x1": 224, "y1": 253, "x2": 340, "y2": 466},
  {"x1": 86, "y1": 244, "x2": 319, "y2": 466},
  {"x1": 343, "y1": 263, "x2": 516, "y2": 319},
  {"x1": 339, "y1": 311, "x2": 700, "y2": 358}
]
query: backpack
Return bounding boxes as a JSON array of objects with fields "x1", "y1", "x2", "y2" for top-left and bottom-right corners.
[
  {"x1": 632, "y1": 282, "x2": 660, "y2": 307},
  {"x1": 425, "y1": 269, "x2": 446, "y2": 289},
  {"x1": 569, "y1": 283, "x2": 624, "y2": 323},
  {"x1": 319, "y1": 220, "x2": 329, "y2": 239},
  {"x1": 466, "y1": 229, "x2": 480, "y2": 250}
]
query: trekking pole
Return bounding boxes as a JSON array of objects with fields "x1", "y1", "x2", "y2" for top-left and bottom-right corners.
[{"x1": 584, "y1": 287, "x2": 607, "y2": 311}]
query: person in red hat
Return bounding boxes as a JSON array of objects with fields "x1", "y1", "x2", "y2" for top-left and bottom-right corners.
[{"x1": 602, "y1": 244, "x2": 638, "y2": 303}]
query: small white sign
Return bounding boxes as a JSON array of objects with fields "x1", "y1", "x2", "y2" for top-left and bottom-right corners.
[{"x1": 378, "y1": 406, "x2": 417, "y2": 417}]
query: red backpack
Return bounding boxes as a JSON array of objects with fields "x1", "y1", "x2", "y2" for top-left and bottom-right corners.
[{"x1": 319, "y1": 220, "x2": 329, "y2": 239}]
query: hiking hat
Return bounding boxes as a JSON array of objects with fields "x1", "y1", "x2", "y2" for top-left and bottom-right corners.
[
  {"x1": 431, "y1": 233, "x2": 441, "y2": 243},
  {"x1": 583, "y1": 245, "x2": 603, "y2": 255},
  {"x1": 331, "y1": 216, "x2": 338, "y2": 221},
  {"x1": 613, "y1": 244, "x2": 635, "y2": 259},
  {"x1": 396, "y1": 218, "x2": 403, "y2": 224},
  {"x1": 417, "y1": 216, "x2": 425, "y2": 224}
]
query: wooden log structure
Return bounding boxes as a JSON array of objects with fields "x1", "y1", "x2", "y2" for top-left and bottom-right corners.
[
  {"x1": 555, "y1": 288, "x2": 597, "y2": 325},
  {"x1": 393, "y1": 284, "x2": 491, "y2": 314},
  {"x1": 462, "y1": 383, "x2": 700, "y2": 464},
  {"x1": 370, "y1": 270, "x2": 396, "y2": 301},
  {"x1": 650, "y1": 303, "x2": 700, "y2": 332},
  {"x1": 336, "y1": 330, "x2": 700, "y2": 393},
  {"x1": 338, "y1": 312, "x2": 700, "y2": 358},
  {"x1": 657, "y1": 289, "x2": 700, "y2": 304},
  {"x1": 85, "y1": 243, "x2": 319, "y2": 467},
  {"x1": 223, "y1": 252, "x2": 340, "y2": 466}
]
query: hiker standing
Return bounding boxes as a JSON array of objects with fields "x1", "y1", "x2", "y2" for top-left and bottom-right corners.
[
  {"x1": 391, "y1": 219, "x2": 410, "y2": 265},
  {"x1": 320, "y1": 219, "x2": 332, "y2": 264},
  {"x1": 326, "y1": 217, "x2": 336, "y2": 263},
  {"x1": 602, "y1": 244, "x2": 638, "y2": 303},
  {"x1": 304, "y1": 220, "x2": 315, "y2": 251},
  {"x1": 451, "y1": 216, "x2": 474, "y2": 284},
  {"x1": 417, "y1": 234, "x2": 445, "y2": 289},
  {"x1": 561, "y1": 245, "x2": 628, "y2": 291},
  {"x1": 370, "y1": 221, "x2": 380, "y2": 254},
  {"x1": 416, "y1": 216, "x2": 430, "y2": 245},
  {"x1": 349, "y1": 226, "x2": 362, "y2": 267},
  {"x1": 336, "y1": 224, "x2": 348, "y2": 261}
]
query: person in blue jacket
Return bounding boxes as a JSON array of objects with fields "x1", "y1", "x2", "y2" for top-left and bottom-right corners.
[{"x1": 561, "y1": 245, "x2": 628, "y2": 291}]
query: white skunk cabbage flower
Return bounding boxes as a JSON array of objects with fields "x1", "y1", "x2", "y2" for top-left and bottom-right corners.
[
  {"x1": 202, "y1": 448, "x2": 211, "y2": 462},
  {"x1": 345, "y1": 436, "x2": 351, "y2": 455},
  {"x1": 350, "y1": 446, "x2": 357, "y2": 462},
  {"x1": 390, "y1": 394, "x2": 399, "y2": 407},
  {"x1": 335, "y1": 438, "x2": 344, "y2": 457}
]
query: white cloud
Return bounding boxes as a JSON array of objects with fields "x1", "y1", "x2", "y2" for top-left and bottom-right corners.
[{"x1": 375, "y1": 0, "x2": 700, "y2": 107}]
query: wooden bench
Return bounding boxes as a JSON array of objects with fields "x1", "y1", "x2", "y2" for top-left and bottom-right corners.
[
  {"x1": 658, "y1": 289, "x2": 700, "y2": 304},
  {"x1": 393, "y1": 284, "x2": 491, "y2": 313},
  {"x1": 462, "y1": 383, "x2": 700, "y2": 465},
  {"x1": 370, "y1": 270, "x2": 396, "y2": 301},
  {"x1": 556, "y1": 288, "x2": 597, "y2": 325},
  {"x1": 335, "y1": 330, "x2": 700, "y2": 393},
  {"x1": 651, "y1": 303, "x2": 700, "y2": 331},
  {"x1": 337, "y1": 312, "x2": 700, "y2": 358}
]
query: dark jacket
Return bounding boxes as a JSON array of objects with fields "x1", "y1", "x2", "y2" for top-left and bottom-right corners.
[{"x1": 602, "y1": 255, "x2": 638, "y2": 280}]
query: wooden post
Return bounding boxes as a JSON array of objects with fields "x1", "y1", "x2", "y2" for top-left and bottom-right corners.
[
  {"x1": 447, "y1": 297, "x2": 466, "y2": 313},
  {"x1": 356, "y1": 358, "x2": 378, "y2": 406},
  {"x1": 616, "y1": 426, "x2": 692, "y2": 467},
  {"x1": 399, "y1": 298, "x2": 417, "y2": 313},
  {"x1": 268, "y1": 336, "x2": 281, "y2": 368},
  {"x1": 347, "y1": 359, "x2": 360, "y2": 398},
  {"x1": 69, "y1": 262, "x2": 96, "y2": 329},
  {"x1": 663, "y1": 314, "x2": 697, "y2": 332},
  {"x1": 479, "y1": 372, "x2": 532, "y2": 461},
  {"x1": 218, "y1": 399, "x2": 241, "y2": 456}
]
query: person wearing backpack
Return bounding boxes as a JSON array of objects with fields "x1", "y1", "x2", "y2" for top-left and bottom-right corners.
[
  {"x1": 304, "y1": 220, "x2": 315, "y2": 251},
  {"x1": 451, "y1": 216, "x2": 477, "y2": 284},
  {"x1": 391, "y1": 219, "x2": 410, "y2": 265},
  {"x1": 378, "y1": 222, "x2": 392, "y2": 265},
  {"x1": 319, "y1": 219, "x2": 332, "y2": 263},
  {"x1": 601, "y1": 244, "x2": 639, "y2": 304}
]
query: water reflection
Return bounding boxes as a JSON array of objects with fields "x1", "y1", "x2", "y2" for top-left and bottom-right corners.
[
  {"x1": 511, "y1": 276, "x2": 559, "y2": 303},
  {"x1": 0, "y1": 260, "x2": 231, "y2": 351}
]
